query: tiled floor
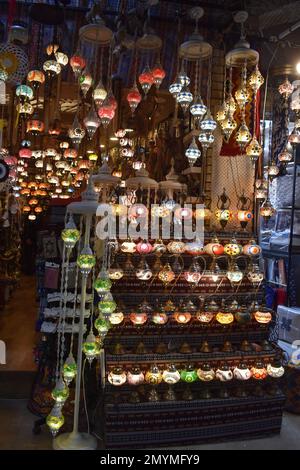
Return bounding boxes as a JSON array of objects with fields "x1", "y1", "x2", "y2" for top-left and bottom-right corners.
[{"x1": 0, "y1": 398, "x2": 299, "y2": 450}]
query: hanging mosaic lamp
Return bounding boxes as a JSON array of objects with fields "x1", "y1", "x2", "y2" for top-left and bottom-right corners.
[
  {"x1": 216, "y1": 101, "x2": 227, "y2": 122},
  {"x1": 51, "y1": 378, "x2": 69, "y2": 406},
  {"x1": 79, "y1": 70, "x2": 93, "y2": 97},
  {"x1": 235, "y1": 87, "x2": 250, "y2": 109},
  {"x1": 177, "y1": 71, "x2": 191, "y2": 87},
  {"x1": 278, "y1": 78, "x2": 294, "y2": 100},
  {"x1": 246, "y1": 136, "x2": 262, "y2": 163},
  {"x1": 152, "y1": 63, "x2": 166, "y2": 89},
  {"x1": 268, "y1": 162, "x2": 280, "y2": 181},
  {"x1": 16, "y1": 84, "x2": 33, "y2": 102},
  {"x1": 82, "y1": 332, "x2": 101, "y2": 363},
  {"x1": 93, "y1": 79, "x2": 107, "y2": 108},
  {"x1": 63, "y1": 354, "x2": 77, "y2": 385},
  {"x1": 235, "y1": 122, "x2": 252, "y2": 150},
  {"x1": 27, "y1": 70, "x2": 45, "y2": 88},
  {"x1": 198, "y1": 132, "x2": 214, "y2": 149},
  {"x1": 169, "y1": 76, "x2": 182, "y2": 97},
  {"x1": 94, "y1": 270, "x2": 112, "y2": 295},
  {"x1": 138, "y1": 65, "x2": 154, "y2": 95},
  {"x1": 190, "y1": 95, "x2": 207, "y2": 121},
  {"x1": 248, "y1": 66, "x2": 264, "y2": 93},
  {"x1": 94, "y1": 315, "x2": 111, "y2": 337},
  {"x1": 98, "y1": 99, "x2": 115, "y2": 127},
  {"x1": 55, "y1": 51, "x2": 69, "y2": 67},
  {"x1": 177, "y1": 87, "x2": 193, "y2": 113},
  {"x1": 225, "y1": 94, "x2": 237, "y2": 114},
  {"x1": 98, "y1": 291, "x2": 117, "y2": 315},
  {"x1": 108, "y1": 367, "x2": 127, "y2": 386},
  {"x1": 70, "y1": 51, "x2": 86, "y2": 77},
  {"x1": 185, "y1": 136, "x2": 201, "y2": 166},
  {"x1": 260, "y1": 198, "x2": 275, "y2": 222},
  {"x1": 61, "y1": 215, "x2": 80, "y2": 249},
  {"x1": 226, "y1": 261, "x2": 243, "y2": 283},
  {"x1": 200, "y1": 109, "x2": 217, "y2": 132},
  {"x1": 43, "y1": 59, "x2": 61, "y2": 78},
  {"x1": 77, "y1": 246, "x2": 96, "y2": 275},
  {"x1": 221, "y1": 111, "x2": 237, "y2": 140},
  {"x1": 68, "y1": 115, "x2": 86, "y2": 145},
  {"x1": 278, "y1": 147, "x2": 293, "y2": 164},
  {"x1": 46, "y1": 406, "x2": 64, "y2": 436},
  {"x1": 83, "y1": 105, "x2": 100, "y2": 139}
]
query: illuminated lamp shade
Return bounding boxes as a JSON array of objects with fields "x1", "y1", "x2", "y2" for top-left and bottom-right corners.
[
  {"x1": 48, "y1": 117, "x2": 61, "y2": 136},
  {"x1": 77, "y1": 246, "x2": 96, "y2": 275},
  {"x1": 63, "y1": 354, "x2": 77, "y2": 384},
  {"x1": 136, "y1": 240, "x2": 153, "y2": 255},
  {"x1": 64, "y1": 148, "x2": 77, "y2": 159},
  {"x1": 88, "y1": 152, "x2": 98, "y2": 162},
  {"x1": 174, "y1": 206, "x2": 193, "y2": 221},
  {"x1": 127, "y1": 86, "x2": 142, "y2": 113},
  {"x1": 108, "y1": 367, "x2": 127, "y2": 386},
  {"x1": 180, "y1": 365, "x2": 197, "y2": 383},
  {"x1": 128, "y1": 204, "x2": 148, "y2": 220},
  {"x1": 190, "y1": 96, "x2": 207, "y2": 120},
  {"x1": 216, "y1": 311, "x2": 234, "y2": 325},
  {"x1": 43, "y1": 60, "x2": 61, "y2": 78},
  {"x1": 224, "y1": 238, "x2": 242, "y2": 256},
  {"x1": 226, "y1": 262, "x2": 243, "y2": 283},
  {"x1": 69, "y1": 52, "x2": 86, "y2": 77},
  {"x1": 61, "y1": 216, "x2": 80, "y2": 249},
  {"x1": 28, "y1": 213, "x2": 36, "y2": 221},
  {"x1": 27, "y1": 119, "x2": 44, "y2": 135},
  {"x1": 127, "y1": 367, "x2": 145, "y2": 386},
  {"x1": 68, "y1": 116, "x2": 86, "y2": 145},
  {"x1": 46, "y1": 43, "x2": 59, "y2": 56},
  {"x1": 226, "y1": 94, "x2": 237, "y2": 113},
  {"x1": 184, "y1": 240, "x2": 205, "y2": 256},
  {"x1": 19, "y1": 148, "x2": 32, "y2": 159},
  {"x1": 145, "y1": 365, "x2": 162, "y2": 385},
  {"x1": 267, "y1": 362, "x2": 285, "y2": 378},
  {"x1": 107, "y1": 91, "x2": 118, "y2": 111},
  {"x1": 200, "y1": 110, "x2": 217, "y2": 131},
  {"x1": 220, "y1": 111, "x2": 237, "y2": 140},
  {"x1": 17, "y1": 102, "x2": 34, "y2": 117},
  {"x1": 98, "y1": 103, "x2": 115, "y2": 127},
  {"x1": 248, "y1": 67, "x2": 264, "y2": 93},
  {"x1": 23, "y1": 205, "x2": 30, "y2": 212},
  {"x1": 237, "y1": 210, "x2": 253, "y2": 229},
  {"x1": 169, "y1": 78, "x2": 182, "y2": 97},
  {"x1": 235, "y1": 122, "x2": 252, "y2": 149},
  {"x1": 60, "y1": 141, "x2": 69, "y2": 150},
  {"x1": 198, "y1": 132, "x2": 215, "y2": 149},
  {"x1": 173, "y1": 310, "x2": 192, "y2": 324},
  {"x1": 152, "y1": 308, "x2": 168, "y2": 325},
  {"x1": 82, "y1": 332, "x2": 100, "y2": 362},
  {"x1": 79, "y1": 72, "x2": 93, "y2": 97},
  {"x1": 108, "y1": 265, "x2": 124, "y2": 280},
  {"x1": 243, "y1": 239, "x2": 261, "y2": 256},
  {"x1": 215, "y1": 208, "x2": 232, "y2": 226},
  {"x1": 178, "y1": 71, "x2": 191, "y2": 87},
  {"x1": 83, "y1": 106, "x2": 100, "y2": 139},
  {"x1": 27, "y1": 69, "x2": 45, "y2": 88},
  {"x1": 235, "y1": 87, "x2": 250, "y2": 108},
  {"x1": 51, "y1": 378, "x2": 69, "y2": 406},
  {"x1": 109, "y1": 309, "x2": 124, "y2": 325},
  {"x1": 251, "y1": 362, "x2": 267, "y2": 380},
  {"x1": 138, "y1": 65, "x2": 154, "y2": 94},
  {"x1": 34, "y1": 206, "x2": 43, "y2": 214},
  {"x1": 78, "y1": 159, "x2": 91, "y2": 171},
  {"x1": 194, "y1": 207, "x2": 212, "y2": 221},
  {"x1": 268, "y1": 163, "x2": 280, "y2": 181},
  {"x1": 16, "y1": 84, "x2": 33, "y2": 101},
  {"x1": 152, "y1": 63, "x2": 166, "y2": 89},
  {"x1": 130, "y1": 311, "x2": 148, "y2": 326},
  {"x1": 260, "y1": 198, "x2": 275, "y2": 223},
  {"x1": 28, "y1": 198, "x2": 38, "y2": 206},
  {"x1": 185, "y1": 137, "x2": 201, "y2": 166},
  {"x1": 216, "y1": 102, "x2": 227, "y2": 122},
  {"x1": 246, "y1": 137, "x2": 262, "y2": 163},
  {"x1": 158, "y1": 263, "x2": 175, "y2": 284},
  {"x1": 177, "y1": 87, "x2": 193, "y2": 113},
  {"x1": 204, "y1": 237, "x2": 224, "y2": 256},
  {"x1": 55, "y1": 51, "x2": 68, "y2": 66},
  {"x1": 46, "y1": 406, "x2": 64, "y2": 436},
  {"x1": 197, "y1": 364, "x2": 215, "y2": 382},
  {"x1": 278, "y1": 78, "x2": 294, "y2": 99},
  {"x1": 98, "y1": 292, "x2": 116, "y2": 315},
  {"x1": 253, "y1": 308, "x2": 272, "y2": 324},
  {"x1": 93, "y1": 80, "x2": 107, "y2": 107},
  {"x1": 278, "y1": 147, "x2": 293, "y2": 163},
  {"x1": 162, "y1": 364, "x2": 181, "y2": 384},
  {"x1": 94, "y1": 315, "x2": 111, "y2": 337},
  {"x1": 167, "y1": 240, "x2": 186, "y2": 255}
]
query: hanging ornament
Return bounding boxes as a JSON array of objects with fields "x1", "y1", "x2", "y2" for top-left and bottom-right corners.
[
  {"x1": 225, "y1": 94, "x2": 237, "y2": 114},
  {"x1": 235, "y1": 122, "x2": 252, "y2": 150},
  {"x1": 190, "y1": 95, "x2": 207, "y2": 121},
  {"x1": 158, "y1": 263, "x2": 175, "y2": 284},
  {"x1": 55, "y1": 51, "x2": 69, "y2": 67},
  {"x1": 70, "y1": 52, "x2": 86, "y2": 77},
  {"x1": 246, "y1": 136, "x2": 262, "y2": 163},
  {"x1": 185, "y1": 137, "x2": 201, "y2": 166},
  {"x1": 248, "y1": 66, "x2": 264, "y2": 93},
  {"x1": 278, "y1": 78, "x2": 294, "y2": 100},
  {"x1": 260, "y1": 198, "x2": 275, "y2": 223},
  {"x1": 98, "y1": 99, "x2": 115, "y2": 127},
  {"x1": 200, "y1": 110, "x2": 217, "y2": 131},
  {"x1": 46, "y1": 406, "x2": 64, "y2": 436},
  {"x1": 152, "y1": 63, "x2": 166, "y2": 89},
  {"x1": 77, "y1": 246, "x2": 96, "y2": 275},
  {"x1": 94, "y1": 270, "x2": 112, "y2": 295},
  {"x1": 27, "y1": 70, "x2": 45, "y2": 89},
  {"x1": 61, "y1": 215, "x2": 80, "y2": 249},
  {"x1": 177, "y1": 87, "x2": 193, "y2": 113},
  {"x1": 83, "y1": 106, "x2": 100, "y2": 139},
  {"x1": 235, "y1": 87, "x2": 250, "y2": 109},
  {"x1": 138, "y1": 65, "x2": 154, "y2": 95},
  {"x1": 79, "y1": 70, "x2": 93, "y2": 97},
  {"x1": 93, "y1": 79, "x2": 107, "y2": 108},
  {"x1": 82, "y1": 332, "x2": 101, "y2": 363},
  {"x1": 177, "y1": 71, "x2": 191, "y2": 87},
  {"x1": 63, "y1": 354, "x2": 77, "y2": 385},
  {"x1": 278, "y1": 147, "x2": 293, "y2": 164},
  {"x1": 216, "y1": 102, "x2": 227, "y2": 122},
  {"x1": 68, "y1": 115, "x2": 86, "y2": 145},
  {"x1": 51, "y1": 378, "x2": 69, "y2": 406},
  {"x1": 184, "y1": 259, "x2": 202, "y2": 285},
  {"x1": 220, "y1": 111, "x2": 237, "y2": 140},
  {"x1": 108, "y1": 367, "x2": 127, "y2": 386},
  {"x1": 198, "y1": 132, "x2": 214, "y2": 149},
  {"x1": 268, "y1": 162, "x2": 280, "y2": 181},
  {"x1": 169, "y1": 77, "x2": 182, "y2": 97},
  {"x1": 16, "y1": 84, "x2": 33, "y2": 102},
  {"x1": 98, "y1": 292, "x2": 117, "y2": 314},
  {"x1": 43, "y1": 60, "x2": 61, "y2": 78},
  {"x1": 94, "y1": 315, "x2": 111, "y2": 337}
]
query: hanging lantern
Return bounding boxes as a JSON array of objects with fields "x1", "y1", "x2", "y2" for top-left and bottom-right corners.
[
  {"x1": 243, "y1": 239, "x2": 261, "y2": 256},
  {"x1": 237, "y1": 209, "x2": 253, "y2": 228},
  {"x1": 79, "y1": 71, "x2": 93, "y2": 97},
  {"x1": 136, "y1": 240, "x2": 153, "y2": 255},
  {"x1": 127, "y1": 86, "x2": 142, "y2": 113},
  {"x1": 98, "y1": 292, "x2": 117, "y2": 314},
  {"x1": 77, "y1": 246, "x2": 95, "y2": 275},
  {"x1": 16, "y1": 84, "x2": 33, "y2": 101},
  {"x1": 82, "y1": 332, "x2": 101, "y2": 363},
  {"x1": 63, "y1": 354, "x2": 77, "y2": 384},
  {"x1": 108, "y1": 367, "x2": 127, "y2": 386},
  {"x1": 26, "y1": 119, "x2": 44, "y2": 135},
  {"x1": 235, "y1": 122, "x2": 252, "y2": 150},
  {"x1": 198, "y1": 132, "x2": 214, "y2": 149},
  {"x1": 17, "y1": 102, "x2": 34, "y2": 118},
  {"x1": 43, "y1": 60, "x2": 61, "y2": 78},
  {"x1": 55, "y1": 51, "x2": 69, "y2": 67},
  {"x1": 70, "y1": 52, "x2": 86, "y2": 77},
  {"x1": 268, "y1": 162, "x2": 280, "y2": 181},
  {"x1": 220, "y1": 111, "x2": 237, "y2": 140},
  {"x1": 27, "y1": 70, "x2": 45, "y2": 88},
  {"x1": 68, "y1": 116, "x2": 86, "y2": 145},
  {"x1": 251, "y1": 362, "x2": 267, "y2": 380},
  {"x1": 169, "y1": 78, "x2": 182, "y2": 97},
  {"x1": 177, "y1": 87, "x2": 193, "y2": 113},
  {"x1": 278, "y1": 77, "x2": 294, "y2": 99},
  {"x1": 127, "y1": 366, "x2": 145, "y2": 385},
  {"x1": 234, "y1": 87, "x2": 250, "y2": 108},
  {"x1": 180, "y1": 364, "x2": 197, "y2": 383},
  {"x1": 64, "y1": 148, "x2": 77, "y2": 159},
  {"x1": 98, "y1": 101, "x2": 115, "y2": 127},
  {"x1": 94, "y1": 315, "x2": 111, "y2": 337},
  {"x1": 152, "y1": 63, "x2": 166, "y2": 89},
  {"x1": 204, "y1": 237, "x2": 224, "y2": 256},
  {"x1": 93, "y1": 80, "x2": 107, "y2": 107},
  {"x1": 190, "y1": 96, "x2": 207, "y2": 121},
  {"x1": 83, "y1": 106, "x2": 100, "y2": 139},
  {"x1": 184, "y1": 260, "x2": 202, "y2": 285},
  {"x1": 162, "y1": 364, "x2": 181, "y2": 384},
  {"x1": 248, "y1": 67, "x2": 264, "y2": 93},
  {"x1": 224, "y1": 238, "x2": 242, "y2": 257},
  {"x1": 246, "y1": 137, "x2": 262, "y2": 163},
  {"x1": 216, "y1": 102, "x2": 227, "y2": 122},
  {"x1": 46, "y1": 406, "x2": 64, "y2": 436},
  {"x1": 225, "y1": 94, "x2": 237, "y2": 113},
  {"x1": 267, "y1": 361, "x2": 285, "y2": 378},
  {"x1": 167, "y1": 240, "x2": 186, "y2": 254},
  {"x1": 178, "y1": 71, "x2": 191, "y2": 87},
  {"x1": 145, "y1": 365, "x2": 162, "y2": 385},
  {"x1": 226, "y1": 262, "x2": 243, "y2": 283},
  {"x1": 61, "y1": 216, "x2": 80, "y2": 249},
  {"x1": 185, "y1": 137, "x2": 201, "y2": 166},
  {"x1": 107, "y1": 90, "x2": 117, "y2": 111},
  {"x1": 51, "y1": 378, "x2": 69, "y2": 406},
  {"x1": 197, "y1": 364, "x2": 215, "y2": 382},
  {"x1": 253, "y1": 307, "x2": 272, "y2": 324},
  {"x1": 138, "y1": 65, "x2": 154, "y2": 94},
  {"x1": 260, "y1": 198, "x2": 275, "y2": 223},
  {"x1": 278, "y1": 147, "x2": 293, "y2": 164},
  {"x1": 200, "y1": 110, "x2": 217, "y2": 132},
  {"x1": 19, "y1": 148, "x2": 32, "y2": 159}
]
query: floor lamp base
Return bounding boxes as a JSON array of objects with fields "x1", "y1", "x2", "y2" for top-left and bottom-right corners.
[{"x1": 53, "y1": 431, "x2": 98, "y2": 450}]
